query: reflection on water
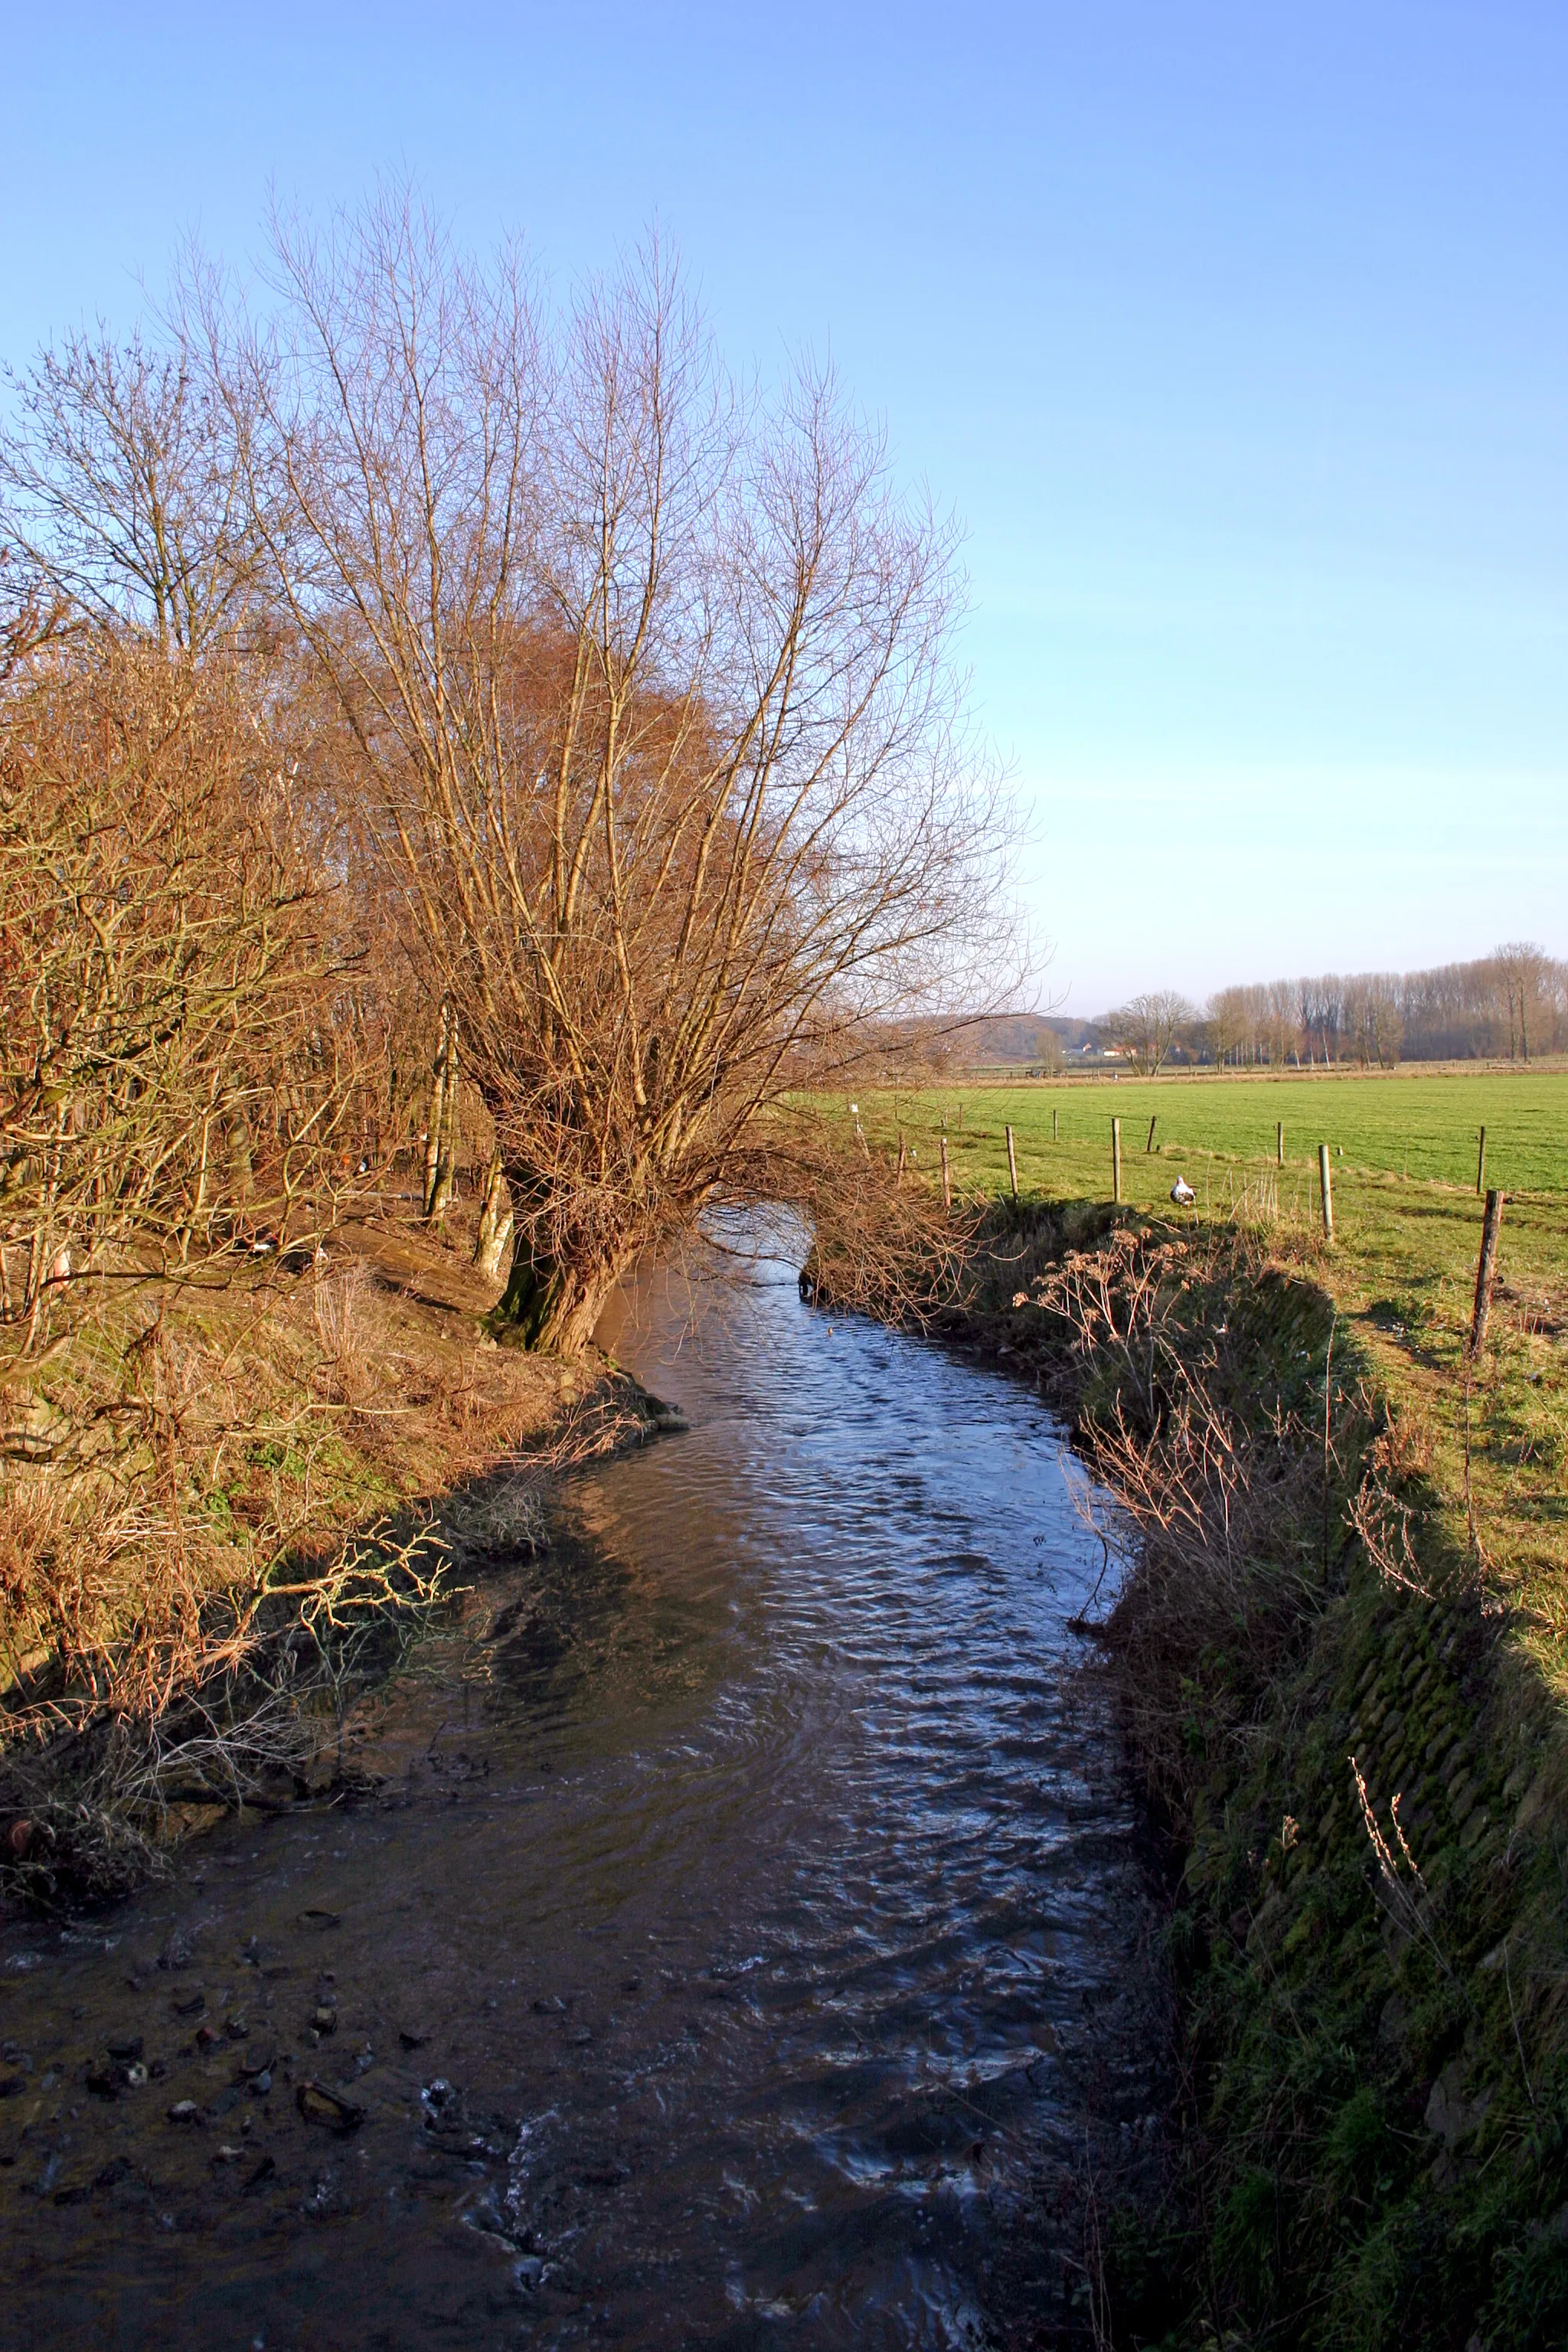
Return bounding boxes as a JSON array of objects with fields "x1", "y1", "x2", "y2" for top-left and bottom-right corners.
[{"x1": 0, "y1": 1230, "x2": 1158, "y2": 2348}]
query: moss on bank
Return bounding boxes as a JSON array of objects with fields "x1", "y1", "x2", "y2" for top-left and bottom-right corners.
[{"x1": 815, "y1": 1194, "x2": 1568, "y2": 2349}]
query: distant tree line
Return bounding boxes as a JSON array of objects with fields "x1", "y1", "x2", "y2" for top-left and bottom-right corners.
[
  {"x1": 906, "y1": 946, "x2": 1566, "y2": 1080},
  {"x1": 1086, "y1": 949, "x2": 1564, "y2": 1073},
  {"x1": 1197, "y1": 946, "x2": 1566, "y2": 1067}
]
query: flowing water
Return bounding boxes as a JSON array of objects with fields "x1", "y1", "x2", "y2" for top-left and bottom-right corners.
[{"x1": 0, "y1": 1232, "x2": 1160, "y2": 2349}]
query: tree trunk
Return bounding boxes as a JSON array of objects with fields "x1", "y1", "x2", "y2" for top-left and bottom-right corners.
[
  {"x1": 423, "y1": 999, "x2": 458, "y2": 1224},
  {"x1": 227, "y1": 1112, "x2": 254, "y2": 1201},
  {"x1": 472, "y1": 1151, "x2": 513, "y2": 1279},
  {"x1": 490, "y1": 1231, "x2": 617, "y2": 1354},
  {"x1": 420, "y1": 1042, "x2": 446, "y2": 1220},
  {"x1": 432, "y1": 1021, "x2": 459, "y2": 1219}
]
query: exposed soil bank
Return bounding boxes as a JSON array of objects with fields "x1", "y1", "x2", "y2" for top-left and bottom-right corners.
[{"x1": 814, "y1": 1199, "x2": 1568, "y2": 2350}]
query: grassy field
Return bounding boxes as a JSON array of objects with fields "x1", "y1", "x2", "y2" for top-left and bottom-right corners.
[{"x1": 865, "y1": 1064, "x2": 1568, "y2": 1200}]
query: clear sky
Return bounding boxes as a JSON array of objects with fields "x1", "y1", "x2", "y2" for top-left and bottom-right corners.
[{"x1": 4, "y1": 2, "x2": 1564, "y2": 1014}]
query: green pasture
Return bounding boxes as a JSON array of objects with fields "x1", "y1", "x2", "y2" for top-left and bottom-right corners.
[{"x1": 859, "y1": 1068, "x2": 1568, "y2": 1201}]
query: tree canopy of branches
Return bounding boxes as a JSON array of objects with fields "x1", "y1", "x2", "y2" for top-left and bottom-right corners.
[
  {"x1": 238, "y1": 197, "x2": 1010, "y2": 1350},
  {"x1": 0, "y1": 194, "x2": 1012, "y2": 1357},
  {"x1": 0, "y1": 287, "x2": 270, "y2": 658},
  {"x1": 1106, "y1": 988, "x2": 1194, "y2": 1077}
]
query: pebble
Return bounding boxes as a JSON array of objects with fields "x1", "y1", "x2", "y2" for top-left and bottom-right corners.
[{"x1": 296, "y1": 2080, "x2": 364, "y2": 2133}]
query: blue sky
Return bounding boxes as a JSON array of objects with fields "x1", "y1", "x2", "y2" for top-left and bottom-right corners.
[{"x1": 4, "y1": 2, "x2": 1564, "y2": 1012}]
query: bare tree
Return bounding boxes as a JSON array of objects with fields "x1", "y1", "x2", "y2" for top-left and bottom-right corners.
[
  {"x1": 1492, "y1": 942, "x2": 1553, "y2": 1063},
  {"x1": 1107, "y1": 989, "x2": 1194, "y2": 1077},
  {"x1": 1200, "y1": 956, "x2": 1565, "y2": 1069},
  {"x1": 244, "y1": 194, "x2": 1011, "y2": 1351},
  {"x1": 1265, "y1": 976, "x2": 1298, "y2": 1067},
  {"x1": 0, "y1": 270, "x2": 272, "y2": 656},
  {"x1": 1206, "y1": 986, "x2": 1244, "y2": 1067}
]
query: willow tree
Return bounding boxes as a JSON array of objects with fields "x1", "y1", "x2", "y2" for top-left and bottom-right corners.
[{"x1": 250, "y1": 194, "x2": 1010, "y2": 1351}]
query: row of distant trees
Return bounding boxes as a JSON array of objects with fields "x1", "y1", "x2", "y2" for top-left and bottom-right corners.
[{"x1": 1103, "y1": 947, "x2": 1566, "y2": 1075}]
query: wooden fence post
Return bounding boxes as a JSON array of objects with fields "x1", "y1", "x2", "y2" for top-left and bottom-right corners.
[
  {"x1": 1145, "y1": 1115, "x2": 1158, "y2": 1154},
  {"x1": 940, "y1": 1134, "x2": 952, "y2": 1214},
  {"x1": 1052, "y1": 1107, "x2": 1059, "y2": 1143},
  {"x1": 1476, "y1": 1127, "x2": 1487, "y2": 1197},
  {"x1": 1470, "y1": 1189, "x2": 1504, "y2": 1355},
  {"x1": 1112, "y1": 1117, "x2": 1122, "y2": 1204},
  {"x1": 1005, "y1": 1123, "x2": 1019, "y2": 1200},
  {"x1": 1318, "y1": 1142, "x2": 1334, "y2": 1243},
  {"x1": 1277, "y1": 1120, "x2": 1284, "y2": 1166}
]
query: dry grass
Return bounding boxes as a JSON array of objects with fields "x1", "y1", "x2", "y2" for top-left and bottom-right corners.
[
  {"x1": 1005, "y1": 1223, "x2": 1353, "y2": 1831},
  {"x1": 0, "y1": 1195, "x2": 636, "y2": 1905}
]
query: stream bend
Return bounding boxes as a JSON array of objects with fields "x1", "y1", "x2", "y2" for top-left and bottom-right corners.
[{"x1": 0, "y1": 1232, "x2": 1158, "y2": 2348}]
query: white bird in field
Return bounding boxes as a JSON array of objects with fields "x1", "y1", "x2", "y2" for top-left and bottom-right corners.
[{"x1": 1170, "y1": 1176, "x2": 1197, "y2": 1207}]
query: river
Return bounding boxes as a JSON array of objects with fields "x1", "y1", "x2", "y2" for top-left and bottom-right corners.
[{"x1": 0, "y1": 1230, "x2": 1161, "y2": 2348}]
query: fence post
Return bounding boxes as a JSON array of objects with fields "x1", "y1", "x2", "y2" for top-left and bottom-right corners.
[
  {"x1": 1470, "y1": 1189, "x2": 1504, "y2": 1355},
  {"x1": 1112, "y1": 1116, "x2": 1122, "y2": 1204},
  {"x1": 1318, "y1": 1142, "x2": 1334, "y2": 1243},
  {"x1": 1277, "y1": 1120, "x2": 1284, "y2": 1166},
  {"x1": 940, "y1": 1133, "x2": 952, "y2": 1215},
  {"x1": 1145, "y1": 1115, "x2": 1158, "y2": 1154},
  {"x1": 896, "y1": 1132, "x2": 906, "y2": 1183},
  {"x1": 1005, "y1": 1123, "x2": 1019, "y2": 1201},
  {"x1": 1476, "y1": 1126, "x2": 1487, "y2": 1197},
  {"x1": 1052, "y1": 1106, "x2": 1059, "y2": 1143}
]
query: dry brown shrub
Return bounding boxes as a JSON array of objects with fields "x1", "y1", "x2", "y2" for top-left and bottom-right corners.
[
  {"x1": 1015, "y1": 1225, "x2": 1348, "y2": 1829},
  {"x1": 1373, "y1": 1400, "x2": 1436, "y2": 1481}
]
